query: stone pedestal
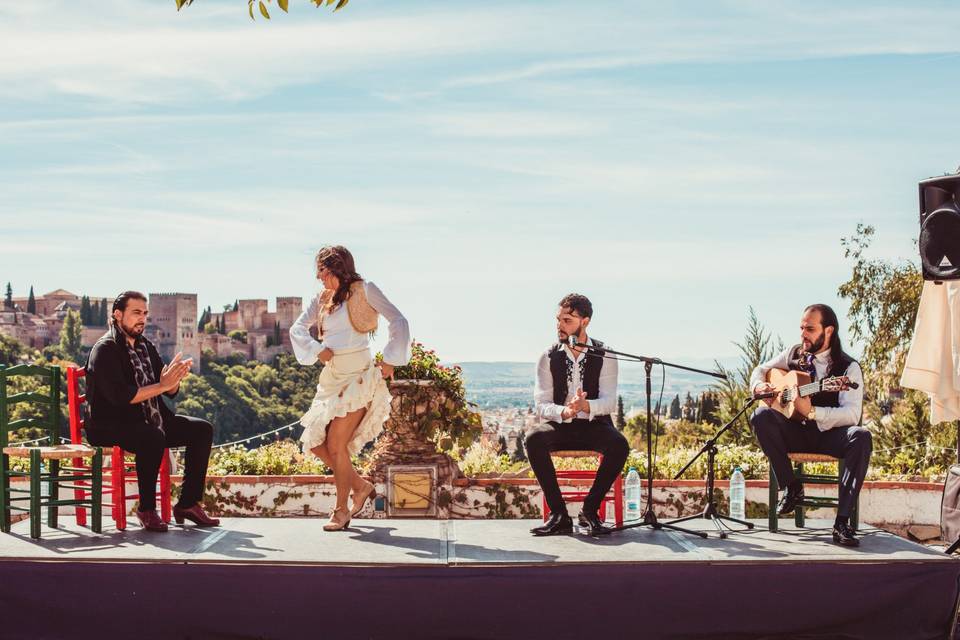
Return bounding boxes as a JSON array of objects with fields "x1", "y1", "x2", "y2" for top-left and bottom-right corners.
[{"x1": 367, "y1": 380, "x2": 461, "y2": 517}]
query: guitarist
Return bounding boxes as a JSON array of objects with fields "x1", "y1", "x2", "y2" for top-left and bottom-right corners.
[{"x1": 749, "y1": 304, "x2": 869, "y2": 546}]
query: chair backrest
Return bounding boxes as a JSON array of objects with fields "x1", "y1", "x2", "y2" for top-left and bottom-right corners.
[
  {"x1": 66, "y1": 366, "x2": 87, "y2": 444},
  {"x1": 0, "y1": 364, "x2": 62, "y2": 449}
]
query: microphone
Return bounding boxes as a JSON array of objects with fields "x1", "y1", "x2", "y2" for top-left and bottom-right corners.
[
  {"x1": 753, "y1": 390, "x2": 778, "y2": 399},
  {"x1": 567, "y1": 334, "x2": 579, "y2": 348}
]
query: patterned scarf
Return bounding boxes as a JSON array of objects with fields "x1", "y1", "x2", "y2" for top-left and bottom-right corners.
[{"x1": 125, "y1": 336, "x2": 164, "y2": 430}]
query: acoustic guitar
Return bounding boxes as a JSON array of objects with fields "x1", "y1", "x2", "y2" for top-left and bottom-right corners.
[{"x1": 758, "y1": 368, "x2": 858, "y2": 421}]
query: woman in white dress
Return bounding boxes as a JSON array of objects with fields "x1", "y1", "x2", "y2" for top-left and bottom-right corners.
[{"x1": 290, "y1": 245, "x2": 411, "y2": 531}]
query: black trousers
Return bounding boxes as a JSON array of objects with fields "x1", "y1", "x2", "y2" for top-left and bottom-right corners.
[
  {"x1": 526, "y1": 418, "x2": 630, "y2": 516},
  {"x1": 750, "y1": 407, "x2": 872, "y2": 518},
  {"x1": 87, "y1": 415, "x2": 213, "y2": 512}
]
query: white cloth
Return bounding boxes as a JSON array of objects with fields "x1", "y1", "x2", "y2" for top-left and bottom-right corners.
[
  {"x1": 298, "y1": 347, "x2": 392, "y2": 456},
  {"x1": 749, "y1": 347, "x2": 863, "y2": 431},
  {"x1": 289, "y1": 280, "x2": 411, "y2": 367},
  {"x1": 900, "y1": 280, "x2": 960, "y2": 423},
  {"x1": 534, "y1": 337, "x2": 618, "y2": 424}
]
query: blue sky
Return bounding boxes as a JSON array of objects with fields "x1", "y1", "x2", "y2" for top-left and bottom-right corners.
[{"x1": 1, "y1": 1, "x2": 958, "y2": 362}]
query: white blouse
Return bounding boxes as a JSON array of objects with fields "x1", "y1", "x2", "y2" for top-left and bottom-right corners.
[{"x1": 289, "y1": 281, "x2": 411, "y2": 367}]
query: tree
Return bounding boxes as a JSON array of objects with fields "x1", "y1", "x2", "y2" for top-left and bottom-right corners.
[
  {"x1": 175, "y1": 0, "x2": 350, "y2": 21},
  {"x1": 836, "y1": 224, "x2": 953, "y2": 476},
  {"x1": 98, "y1": 299, "x2": 108, "y2": 326},
  {"x1": 198, "y1": 306, "x2": 211, "y2": 332},
  {"x1": 669, "y1": 394, "x2": 681, "y2": 420},
  {"x1": 838, "y1": 224, "x2": 923, "y2": 392},
  {"x1": 26, "y1": 286, "x2": 36, "y2": 315},
  {"x1": 228, "y1": 330, "x2": 248, "y2": 343},
  {"x1": 80, "y1": 296, "x2": 92, "y2": 325},
  {"x1": 496, "y1": 435, "x2": 508, "y2": 457},
  {"x1": 274, "y1": 320, "x2": 282, "y2": 346},
  {"x1": 512, "y1": 432, "x2": 527, "y2": 462},
  {"x1": 712, "y1": 307, "x2": 783, "y2": 442},
  {"x1": 615, "y1": 395, "x2": 626, "y2": 430},
  {"x1": 233, "y1": 300, "x2": 239, "y2": 312},
  {"x1": 59, "y1": 309, "x2": 84, "y2": 363},
  {"x1": 4, "y1": 283, "x2": 12, "y2": 309}
]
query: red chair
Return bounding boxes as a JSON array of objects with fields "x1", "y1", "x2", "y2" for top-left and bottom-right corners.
[
  {"x1": 67, "y1": 366, "x2": 172, "y2": 529},
  {"x1": 542, "y1": 450, "x2": 624, "y2": 527}
]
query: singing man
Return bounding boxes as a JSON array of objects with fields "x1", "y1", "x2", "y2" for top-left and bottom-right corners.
[{"x1": 527, "y1": 293, "x2": 629, "y2": 536}]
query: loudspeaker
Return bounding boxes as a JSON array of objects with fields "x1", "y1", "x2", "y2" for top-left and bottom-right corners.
[{"x1": 919, "y1": 172, "x2": 960, "y2": 281}]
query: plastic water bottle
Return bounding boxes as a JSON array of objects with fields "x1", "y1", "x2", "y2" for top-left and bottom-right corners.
[
  {"x1": 729, "y1": 466, "x2": 746, "y2": 520},
  {"x1": 625, "y1": 467, "x2": 642, "y2": 521}
]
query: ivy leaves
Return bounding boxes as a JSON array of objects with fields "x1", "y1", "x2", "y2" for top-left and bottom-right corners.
[{"x1": 175, "y1": 0, "x2": 350, "y2": 19}]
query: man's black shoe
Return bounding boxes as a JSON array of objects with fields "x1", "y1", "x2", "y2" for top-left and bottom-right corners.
[
  {"x1": 531, "y1": 512, "x2": 573, "y2": 536},
  {"x1": 832, "y1": 522, "x2": 860, "y2": 547},
  {"x1": 578, "y1": 511, "x2": 613, "y2": 535},
  {"x1": 777, "y1": 485, "x2": 805, "y2": 516}
]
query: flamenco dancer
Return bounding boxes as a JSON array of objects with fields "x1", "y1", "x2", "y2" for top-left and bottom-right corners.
[{"x1": 290, "y1": 245, "x2": 411, "y2": 531}]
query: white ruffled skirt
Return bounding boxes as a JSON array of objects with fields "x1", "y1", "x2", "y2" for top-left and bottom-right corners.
[{"x1": 299, "y1": 347, "x2": 392, "y2": 457}]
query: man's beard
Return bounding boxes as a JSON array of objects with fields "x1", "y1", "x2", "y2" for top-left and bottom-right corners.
[
  {"x1": 804, "y1": 333, "x2": 826, "y2": 353},
  {"x1": 120, "y1": 320, "x2": 145, "y2": 338},
  {"x1": 558, "y1": 322, "x2": 584, "y2": 345}
]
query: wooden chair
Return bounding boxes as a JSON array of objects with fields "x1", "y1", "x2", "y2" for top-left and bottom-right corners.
[
  {"x1": 768, "y1": 452, "x2": 859, "y2": 533},
  {"x1": 541, "y1": 450, "x2": 624, "y2": 527},
  {"x1": 66, "y1": 366, "x2": 171, "y2": 530},
  {"x1": 0, "y1": 364, "x2": 102, "y2": 539}
]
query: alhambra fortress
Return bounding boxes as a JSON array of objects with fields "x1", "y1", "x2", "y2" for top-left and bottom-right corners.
[{"x1": 0, "y1": 288, "x2": 302, "y2": 369}]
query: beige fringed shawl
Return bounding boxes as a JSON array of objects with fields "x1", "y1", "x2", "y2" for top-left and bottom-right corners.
[{"x1": 318, "y1": 280, "x2": 379, "y2": 335}]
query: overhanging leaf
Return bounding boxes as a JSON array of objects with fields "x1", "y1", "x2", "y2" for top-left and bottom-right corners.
[
  {"x1": 278, "y1": 0, "x2": 289, "y2": 11},
  {"x1": 259, "y1": 0, "x2": 270, "y2": 19}
]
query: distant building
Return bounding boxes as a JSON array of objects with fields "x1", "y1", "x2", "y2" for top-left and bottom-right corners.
[{"x1": 145, "y1": 293, "x2": 201, "y2": 371}]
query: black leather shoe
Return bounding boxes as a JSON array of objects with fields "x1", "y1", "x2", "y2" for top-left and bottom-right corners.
[
  {"x1": 578, "y1": 511, "x2": 613, "y2": 535},
  {"x1": 777, "y1": 485, "x2": 805, "y2": 516},
  {"x1": 832, "y1": 522, "x2": 860, "y2": 547},
  {"x1": 530, "y1": 512, "x2": 573, "y2": 536}
]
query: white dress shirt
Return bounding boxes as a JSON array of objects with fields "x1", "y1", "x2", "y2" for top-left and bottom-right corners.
[
  {"x1": 750, "y1": 347, "x2": 863, "y2": 431},
  {"x1": 289, "y1": 281, "x2": 411, "y2": 367},
  {"x1": 534, "y1": 337, "x2": 619, "y2": 424}
]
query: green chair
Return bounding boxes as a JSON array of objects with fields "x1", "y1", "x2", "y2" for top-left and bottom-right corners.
[
  {"x1": 768, "y1": 452, "x2": 859, "y2": 533},
  {"x1": 0, "y1": 364, "x2": 102, "y2": 539}
]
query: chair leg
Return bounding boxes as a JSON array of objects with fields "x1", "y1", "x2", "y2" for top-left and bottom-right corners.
[
  {"x1": 112, "y1": 448, "x2": 127, "y2": 530},
  {"x1": 160, "y1": 451, "x2": 172, "y2": 523},
  {"x1": 598, "y1": 500, "x2": 607, "y2": 521},
  {"x1": 614, "y1": 476, "x2": 624, "y2": 527},
  {"x1": 768, "y1": 461, "x2": 778, "y2": 532},
  {"x1": 0, "y1": 454, "x2": 10, "y2": 533},
  {"x1": 47, "y1": 458, "x2": 59, "y2": 529},
  {"x1": 91, "y1": 449, "x2": 102, "y2": 534},
  {"x1": 542, "y1": 495, "x2": 549, "y2": 523},
  {"x1": 30, "y1": 450, "x2": 41, "y2": 539},
  {"x1": 794, "y1": 463, "x2": 805, "y2": 528},
  {"x1": 72, "y1": 454, "x2": 87, "y2": 527}
]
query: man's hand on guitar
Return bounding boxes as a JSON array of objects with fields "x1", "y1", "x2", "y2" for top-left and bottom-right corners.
[{"x1": 753, "y1": 382, "x2": 777, "y2": 407}]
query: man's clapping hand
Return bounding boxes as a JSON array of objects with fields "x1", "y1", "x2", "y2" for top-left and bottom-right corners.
[
  {"x1": 160, "y1": 352, "x2": 192, "y2": 391},
  {"x1": 561, "y1": 390, "x2": 590, "y2": 420}
]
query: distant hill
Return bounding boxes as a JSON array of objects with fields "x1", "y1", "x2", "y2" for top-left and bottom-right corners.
[{"x1": 455, "y1": 357, "x2": 739, "y2": 412}]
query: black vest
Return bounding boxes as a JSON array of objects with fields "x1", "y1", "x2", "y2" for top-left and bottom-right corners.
[
  {"x1": 547, "y1": 339, "x2": 614, "y2": 427},
  {"x1": 786, "y1": 344, "x2": 856, "y2": 408}
]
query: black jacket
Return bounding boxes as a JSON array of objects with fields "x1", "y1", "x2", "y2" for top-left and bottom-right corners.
[{"x1": 85, "y1": 324, "x2": 177, "y2": 433}]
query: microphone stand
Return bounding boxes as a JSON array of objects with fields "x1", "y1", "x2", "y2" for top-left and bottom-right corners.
[
  {"x1": 663, "y1": 397, "x2": 759, "y2": 538},
  {"x1": 575, "y1": 341, "x2": 725, "y2": 538}
]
